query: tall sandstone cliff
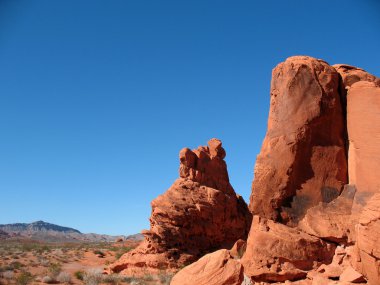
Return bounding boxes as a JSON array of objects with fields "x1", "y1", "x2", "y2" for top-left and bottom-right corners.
[
  {"x1": 171, "y1": 56, "x2": 380, "y2": 285},
  {"x1": 108, "y1": 139, "x2": 251, "y2": 275},
  {"x1": 249, "y1": 56, "x2": 348, "y2": 223}
]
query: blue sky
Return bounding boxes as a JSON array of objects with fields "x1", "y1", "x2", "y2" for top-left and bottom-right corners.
[{"x1": 0, "y1": 0, "x2": 379, "y2": 235}]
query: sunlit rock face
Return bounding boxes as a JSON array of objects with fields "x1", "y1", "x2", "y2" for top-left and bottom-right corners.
[
  {"x1": 249, "y1": 56, "x2": 348, "y2": 223},
  {"x1": 107, "y1": 139, "x2": 252, "y2": 276}
]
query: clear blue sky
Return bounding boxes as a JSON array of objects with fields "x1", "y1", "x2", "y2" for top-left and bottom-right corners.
[{"x1": 0, "y1": 1, "x2": 379, "y2": 235}]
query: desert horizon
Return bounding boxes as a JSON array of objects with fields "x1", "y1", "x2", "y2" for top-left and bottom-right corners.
[{"x1": 1, "y1": 1, "x2": 379, "y2": 285}]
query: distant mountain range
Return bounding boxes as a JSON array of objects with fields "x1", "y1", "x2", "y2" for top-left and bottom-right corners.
[{"x1": 0, "y1": 221, "x2": 143, "y2": 243}]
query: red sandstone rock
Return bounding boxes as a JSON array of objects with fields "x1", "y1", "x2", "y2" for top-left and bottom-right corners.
[
  {"x1": 353, "y1": 193, "x2": 380, "y2": 285},
  {"x1": 229, "y1": 239, "x2": 246, "y2": 259},
  {"x1": 346, "y1": 81, "x2": 380, "y2": 213},
  {"x1": 340, "y1": 266, "x2": 365, "y2": 283},
  {"x1": 170, "y1": 249, "x2": 244, "y2": 285},
  {"x1": 333, "y1": 64, "x2": 380, "y2": 88},
  {"x1": 298, "y1": 185, "x2": 356, "y2": 243},
  {"x1": 241, "y1": 216, "x2": 336, "y2": 283},
  {"x1": 249, "y1": 56, "x2": 348, "y2": 222},
  {"x1": 108, "y1": 139, "x2": 251, "y2": 275}
]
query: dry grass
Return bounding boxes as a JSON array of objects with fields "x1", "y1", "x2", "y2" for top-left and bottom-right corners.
[{"x1": 0, "y1": 240, "x2": 174, "y2": 285}]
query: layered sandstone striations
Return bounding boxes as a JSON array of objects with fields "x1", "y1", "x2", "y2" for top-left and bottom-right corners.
[
  {"x1": 108, "y1": 139, "x2": 251, "y2": 275},
  {"x1": 249, "y1": 56, "x2": 348, "y2": 222}
]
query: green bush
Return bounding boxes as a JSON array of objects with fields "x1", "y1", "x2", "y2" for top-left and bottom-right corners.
[
  {"x1": 93, "y1": 250, "x2": 105, "y2": 258},
  {"x1": 16, "y1": 271, "x2": 33, "y2": 285},
  {"x1": 74, "y1": 271, "x2": 84, "y2": 281}
]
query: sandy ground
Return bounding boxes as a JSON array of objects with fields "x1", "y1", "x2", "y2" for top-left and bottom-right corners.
[{"x1": 0, "y1": 239, "x2": 172, "y2": 285}]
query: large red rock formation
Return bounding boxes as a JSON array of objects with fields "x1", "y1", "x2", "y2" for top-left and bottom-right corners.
[
  {"x1": 249, "y1": 56, "x2": 348, "y2": 222},
  {"x1": 108, "y1": 139, "x2": 251, "y2": 275},
  {"x1": 241, "y1": 216, "x2": 336, "y2": 282}
]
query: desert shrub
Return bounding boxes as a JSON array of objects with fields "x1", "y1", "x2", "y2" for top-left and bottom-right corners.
[
  {"x1": 83, "y1": 269, "x2": 103, "y2": 285},
  {"x1": 93, "y1": 250, "x2": 105, "y2": 258},
  {"x1": 142, "y1": 274, "x2": 153, "y2": 281},
  {"x1": 47, "y1": 263, "x2": 62, "y2": 279},
  {"x1": 74, "y1": 271, "x2": 84, "y2": 281},
  {"x1": 158, "y1": 272, "x2": 174, "y2": 285},
  {"x1": 2, "y1": 271, "x2": 14, "y2": 280},
  {"x1": 103, "y1": 274, "x2": 121, "y2": 285},
  {"x1": 122, "y1": 277, "x2": 141, "y2": 285},
  {"x1": 16, "y1": 271, "x2": 33, "y2": 285},
  {"x1": 9, "y1": 261, "x2": 24, "y2": 270},
  {"x1": 42, "y1": 276, "x2": 54, "y2": 284},
  {"x1": 56, "y1": 272, "x2": 71, "y2": 284},
  {"x1": 38, "y1": 257, "x2": 50, "y2": 267},
  {"x1": 114, "y1": 247, "x2": 133, "y2": 260}
]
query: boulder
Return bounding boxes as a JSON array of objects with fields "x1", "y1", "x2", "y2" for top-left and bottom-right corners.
[
  {"x1": 339, "y1": 266, "x2": 365, "y2": 283},
  {"x1": 241, "y1": 216, "x2": 336, "y2": 282},
  {"x1": 249, "y1": 56, "x2": 347, "y2": 222},
  {"x1": 229, "y1": 239, "x2": 246, "y2": 259},
  {"x1": 108, "y1": 139, "x2": 252, "y2": 275},
  {"x1": 170, "y1": 249, "x2": 244, "y2": 285}
]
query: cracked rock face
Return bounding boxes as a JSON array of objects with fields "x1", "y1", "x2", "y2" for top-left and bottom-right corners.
[
  {"x1": 353, "y1": 193, "x2": 380, "y2": 285},
  {"x1": 241, "y1": 216, "x2": 336, "y2": 282},
  {"x1": 345, "y1": 81, "x2": 380, "y2": 215},
  {"x1": 107, "y1": 139, "x2": 252, "y2": 275},
  {"x1": 249, "y1": 56, "x2": 348, "y2": 223}
]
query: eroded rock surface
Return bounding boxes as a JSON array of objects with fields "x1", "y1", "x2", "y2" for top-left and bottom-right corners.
[
  {"x1": 352, "y1": 193, "x2": 380, "y2": 285},
  {"x1": 170, "y1": 249, "x2": 243, "y2": 285},
  {"x1": 249, "y1": 56, "x2": 348, "y2": 222},
  {"x1": 298, "y1": 185, "x2": 356, "y2": 243},
  {"x1": 108, "y1": 139, "x2": 251, "y2": 275},
  {"x1": 241, "y1": 216, "x2": 336, "y2": 282},
  {"x1": 333, "y1": 64, "x2": 380, "y2": 88}
]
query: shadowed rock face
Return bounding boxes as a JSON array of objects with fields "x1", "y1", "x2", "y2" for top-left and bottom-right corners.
[
  {"x1": 108, "y1": 139, "x2": 252, "y2": 275},
  {"x1": 249, "y1": 56, "x2": 348, "y2": 222}
]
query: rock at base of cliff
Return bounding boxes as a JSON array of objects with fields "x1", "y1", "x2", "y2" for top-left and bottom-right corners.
[{"x1": 170, "y1": 249, "x2": 243, "y2": 285}]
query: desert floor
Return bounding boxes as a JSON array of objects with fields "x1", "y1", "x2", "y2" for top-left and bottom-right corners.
[{"x1": 0, "y1": 240, "x2": 173, "y2": 285}]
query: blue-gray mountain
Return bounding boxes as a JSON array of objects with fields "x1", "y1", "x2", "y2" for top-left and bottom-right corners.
[{"x1": 0, "y1": 221, "x2": 143, "y2": 243}]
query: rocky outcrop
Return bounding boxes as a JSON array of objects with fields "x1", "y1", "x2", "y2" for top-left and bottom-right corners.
[
  {"x1": 249, "y1": 56, "x2": 348, "y2": 222},
  {"x1": 241, "y1": 57, "x2": 379, "y2": 284},
  {"x1": 170, "y1": 249, "x2": 244, "y2": 285},
  {"x1": 161, "y1": 56, "x2": 380, "y2": 285},
  {"x1": 108, "y1": 139, "x2": 251, "y2": 275},
  {"x1": 333, "y1": 64, "x2": 380, "y2": 88},
  {"x1": 241, "y1": 216, "x2": 336, "y2": 282}
]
